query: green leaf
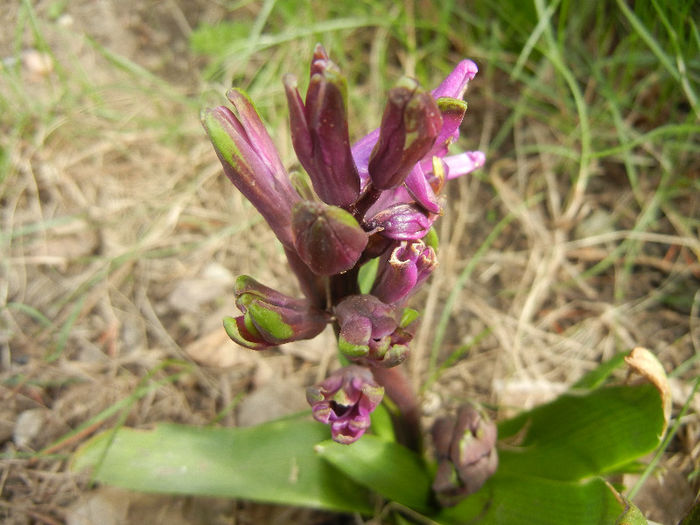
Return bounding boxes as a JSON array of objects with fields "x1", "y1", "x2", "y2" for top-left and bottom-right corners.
[
  {"x1": 315, "y1": 435, "x2": 434, "y2": 514},
  {"x1": 369, "y1": 402, "x2": 396, "y2": 442},
  {"x1": 399, "y1": 307, "x2": 420, "y2": 329},
  {"x1": 437, "y1": 474, "x2": 643, "y2": 525},
  {"x1": 71, "y1": 419, "x2": 372, "y2": 514},
  {"x1": 357, "y1": 257, "x2": 379, "y2": 294},
  {"x1": 497, "y1": 383, "x2": 664, "y2": 481}
]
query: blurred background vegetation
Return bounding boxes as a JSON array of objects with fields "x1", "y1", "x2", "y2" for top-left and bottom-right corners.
[{"x1": 1, "y1": 0, "x2": 698, "y2": 523}]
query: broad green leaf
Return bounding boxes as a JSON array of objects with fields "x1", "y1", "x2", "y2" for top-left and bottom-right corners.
[
  {"x1": 437, "y1": 474, "x2": 643, "y2": 525},
  {"x1": 315, "y1": 435, "x2": 434, "y2": 514},
  {"x1": 72, "y1": 419, "x2": 372, "y2": 514},
  {"x1": 497, "y1": 383, "x2": 664, "y2": 481}
]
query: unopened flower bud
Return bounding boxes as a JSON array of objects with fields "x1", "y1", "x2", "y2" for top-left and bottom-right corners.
[
  {"x1": 307, "y1": 366, "x2": 384, "y2": 444},
  {"x1": 202, "y1": 90, "x2": 299, "y2": 248},
  {"x1": 431, "y1": 404, "x2": 498, "y2": 506},
  {"x1": 334, "y1": 295, "x2": 416, "y2": 367},
  {"x1": 223, "y1": 276, "x2": 329, "y2": 350},
  {"x1": 368, "y1": 78, "x2": 443, "y2": 190},
  {"x1": 283, "y1": 45, "x2": 360, "y2": 207},
  {"x1": 292, "y1": 200, "x2": 368, "y2": 275}
]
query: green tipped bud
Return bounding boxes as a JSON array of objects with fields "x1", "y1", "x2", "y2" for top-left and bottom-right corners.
[
  {"x1": 292, "y1": 201, "x2": 368, "y2": 276},
  {"x1": 225, "y1": 276, "x2": 329, "y2": 350}
]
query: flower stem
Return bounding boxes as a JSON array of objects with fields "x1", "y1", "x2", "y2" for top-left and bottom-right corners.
[
  {"x1": 371, "y1": 366, "x2": 422, "y2": 452},
  {"x1": 351, "y1": 183, "x2": 382, "y2": 222}
]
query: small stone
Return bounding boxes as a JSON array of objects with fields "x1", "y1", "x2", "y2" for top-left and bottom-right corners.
[{"x1": 13, "y1": 409, "x2": 47, "y2": 448}]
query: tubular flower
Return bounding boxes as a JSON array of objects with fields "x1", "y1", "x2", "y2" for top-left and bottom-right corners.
[
  {"x1": 202, "y1": 89, "x2": 300, "y2": 248},
  {"x1": 283, "y1": 44, "x2": 360, "y2": 208},
  {"x1": 431, "y1": 404, "x2": 499, "y2": 506},
  {"x1": 368, "y1": 77, "x2": 442, "y2": 190},
  {"x1": 371, "y1": 240, "x2": 437, "y2": 305},
  {"x1": 223, "y1": 276, "x2": 329, "y2": 350},
  {"x1": 306, "y1": 365, "x2": 384, "y2": 444},
  {"x1": 352, "y1": 59, "x2": 484, "y2": 219},
  {"x1": 334, "y1": 295, "x2": 417, "y2": 367}
]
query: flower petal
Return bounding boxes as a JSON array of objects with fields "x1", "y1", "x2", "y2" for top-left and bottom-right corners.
[{"x1": 431, "y1": 59, "x2": 479, "y2": 100}]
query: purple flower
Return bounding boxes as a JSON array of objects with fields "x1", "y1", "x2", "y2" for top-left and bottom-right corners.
[
  {"x1": 307, "y1": 366, "x2": 384, "y2": 444},
  {"x1": 203, "y1": 46, "x2": 487, "y2": 444},
  {"x1": 352, "y1": 59, "x2": 485, "y2": 220},
  {"x1": 368, "y1": 77, "x2": 443, "y2": 190},
  {"x1": 202, "y1": 89, "x2": 300, "y2": 248},
  {"x1": 334, "y1": 295, "x2": 417, "y2": 367},
  {"x1": 365, "y1": 203, "x2": 433, "y2": 241},
  {"x1": 432, "y1": 404, "x2": 499, "y2": 506},
  {"x1": 284, "y1": 45, "x2": 360, "y2": 208},
  {"x1": 223, "y1": 276, "x2": 329, "y2": 350},
  {"x1": 371, "y1": 240, "x2": 437, "y2": 304}
]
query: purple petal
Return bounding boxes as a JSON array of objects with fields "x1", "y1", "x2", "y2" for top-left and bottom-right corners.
[
  {"x1": 202, "y1": 106, "x2": 298, "y2": 248},
  {"x1": 431, "y1": 60, "x2": 479, "y2": 100},
  {"x1": 404, "y1": 164, "x2": 441, "y2": 214},
  {"x1": 350, "y1": 128, "x2": 379, "y2": 188},
  {"x1": 226, "y1": 88, "x2": 288, "y2": 184},
  {"x1": 366, "y1": 203, "x2": 433, "y2": 241},
  {"x1": 368, "y1": 79, "x2": 442, "y2": 190},
  {"x1": 444, "y1": 151, "x2": 486, "y2": 179}
]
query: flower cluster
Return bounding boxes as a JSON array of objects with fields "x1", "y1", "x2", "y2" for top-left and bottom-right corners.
[{"x1": 202, "y1": 45, "x2": 484, "y2": 444}]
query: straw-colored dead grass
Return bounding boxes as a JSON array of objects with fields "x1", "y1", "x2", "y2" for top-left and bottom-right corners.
[{"x1": 1, "y1": 1, "x2": 698, "y2": 524}]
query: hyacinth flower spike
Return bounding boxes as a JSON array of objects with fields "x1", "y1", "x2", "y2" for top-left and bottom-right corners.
[{"x1": 204, "y1": 44, "x2": 487, "y2": 453}]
